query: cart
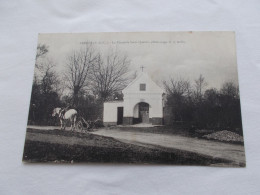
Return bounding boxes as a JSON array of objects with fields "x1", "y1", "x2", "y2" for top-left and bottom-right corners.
[{"x1": 76, "y1": 117, "x2": 99, "y2": 132}]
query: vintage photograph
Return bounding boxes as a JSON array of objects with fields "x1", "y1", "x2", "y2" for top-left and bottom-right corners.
[{"x1": 23, "y1": 32, "x2": 245, "y2": 167}]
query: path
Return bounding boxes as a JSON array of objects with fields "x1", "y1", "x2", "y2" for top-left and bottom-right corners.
[
  {"x1": 26, "y1": 125, "x2": 246, "y2": 165},
  {"x1": 91, "y1": 129, "x2": 246, "y2": 165}
]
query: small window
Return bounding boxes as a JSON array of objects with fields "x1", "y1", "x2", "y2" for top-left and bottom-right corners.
[{"x1": 140, "y1": 83, "x2": 146, "y2": 91}]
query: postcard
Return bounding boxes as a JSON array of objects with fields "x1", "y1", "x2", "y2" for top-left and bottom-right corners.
[{"x1": 23, "y1": 32, "x2": 245, "y2": 167}]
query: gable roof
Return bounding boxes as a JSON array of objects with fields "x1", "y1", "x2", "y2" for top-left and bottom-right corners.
[{"x1": 122, "y1": 72, "x2": 164, "y2": 94}]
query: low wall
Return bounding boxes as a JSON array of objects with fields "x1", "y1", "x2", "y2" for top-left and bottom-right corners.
[
  {"x1": 123, "y1": 117, "x2": 133, "y2": 125},
  {"x1": 103, "y1": 122, "x2": 117, "y2": 127},
  {"x1": 151, "y1": 117, "x2": 163, "y2": 125}
]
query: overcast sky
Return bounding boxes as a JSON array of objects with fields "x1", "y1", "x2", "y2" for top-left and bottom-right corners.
[{"x1": 37, "y1": 32, "x2": 239, "y2": 89}]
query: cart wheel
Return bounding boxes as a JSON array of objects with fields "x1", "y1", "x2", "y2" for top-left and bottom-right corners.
[
  {"x1": 90, "y1": 124, "x2": 96, "y2": 131},
  {"x1": 77, "y1": 121, "x2": 83, "y2": 132}
]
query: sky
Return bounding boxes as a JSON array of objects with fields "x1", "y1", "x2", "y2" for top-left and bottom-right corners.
[{"x1": 37, "y1": 32, "x2": 239, "y2": 90}]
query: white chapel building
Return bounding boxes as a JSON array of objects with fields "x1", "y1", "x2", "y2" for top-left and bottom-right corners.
[{"x1": 103, "y1": 72, "x2": 164, "y2": 126}]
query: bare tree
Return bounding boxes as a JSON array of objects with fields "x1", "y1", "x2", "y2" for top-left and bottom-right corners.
[
  {"x1": 64, "y1": 46, "x2": 97, "y2": 106},
  {"x1": 35, "y1": 44, "x2": 49, "y2": 69},
  {"x1": 163, "y1": 77, "x2": 191, "y2": 97},
  {"x1": 220, "y1": 81, "x2": 239, "y2": 98},
  {"x1": 90, "y1": 51, "x2": 131, "y2": 102},
  {"x1": 39, "y1": 59, "x2": 61, "y2": 95},
  {"x1": 30, "y1": 54, "x2": 62, "y2": 125},
  {"x1": 194, "y1": 74, "x2": 208, "y2": 101},
  {"x1": 163, "y1": 77, "x2": 192, "y2": 121}
]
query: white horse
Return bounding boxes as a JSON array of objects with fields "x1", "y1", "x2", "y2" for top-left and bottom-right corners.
[{"x1": 52, "y1": 107, "x2": 77, "y2": 131}]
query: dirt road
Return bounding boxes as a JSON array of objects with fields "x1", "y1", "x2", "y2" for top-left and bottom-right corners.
[
  {"x1": 25, "y1": 125, "x2": 246, "y2": 166},
  {"x1": 91, "y1": 129, "x2": 246, "y2": 166},
  {"x1": 24, "y1": 127, "x2": 232, "y2": 165}
]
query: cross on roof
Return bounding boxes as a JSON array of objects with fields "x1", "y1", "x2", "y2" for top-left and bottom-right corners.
[{"x1": 140, "y1": 66, "x2": 145, "y2": 72}]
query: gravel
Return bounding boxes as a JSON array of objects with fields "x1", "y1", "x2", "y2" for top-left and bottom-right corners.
[{"x1": 203, "y1": 130, "x2": 244, "y2": 142}]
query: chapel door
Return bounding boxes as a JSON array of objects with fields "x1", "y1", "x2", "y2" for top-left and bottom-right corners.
[
  {"x1": 139, "y1": 102, "x2": 149, "y2": 123},
  {"x1": 140, "y1": 111, "x2": 149, "y2": 123},
  {"x1": 117, "y1": 107, "x2": 123, "y2": 125}
]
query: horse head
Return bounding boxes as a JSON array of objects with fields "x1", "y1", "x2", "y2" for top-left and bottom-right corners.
[{"x1": 52, "y1": 108, "x2": 61, "y2": 117}]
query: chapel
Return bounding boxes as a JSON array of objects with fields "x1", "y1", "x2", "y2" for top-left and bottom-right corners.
[{"x1": 103, "y1": 71, "x2": 164, "y2": 126}]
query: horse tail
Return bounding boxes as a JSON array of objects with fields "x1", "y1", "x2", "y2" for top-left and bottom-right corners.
[{"x1": 73, "y1": 111, "x2": 77, "y2": 129}]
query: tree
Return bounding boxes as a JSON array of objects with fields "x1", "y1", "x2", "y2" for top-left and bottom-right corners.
[
  {"x1": 163, "y1": 77, "x2": 191, "y2": 97},
  {"x1": 39, "y1": 59, "x2": 61, "y2": 95},
  {"x1": 220, "y1": 81, "x2": 239, "y2": 98},
  {"x1": 163, "y1": 77, "x2": 192, "y2": 121},
  {"x1": 194, "y1": 74, "x2": 208, "y2": 102},
  {"x1": 202, "y1": 88, "x2": 221, "y2": 128},
  {"x1": 90, "y1": 51, "x2": 131, "y2": 102},
  {"x1": 29, "y1": 44, "x2": 62, "y2": 125},
  {"x1": 64, "y1": 46, "x2": 97, "y2": 106},
  {"x1": 218, "y1": 81, "x2": 242, "y2": 131},
  {"x1": 204, "y1": 88, "x2": 219, "y2": 105},
  {"x1": 35, "y1": 44, "x2": 49, "y2": 69}
]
